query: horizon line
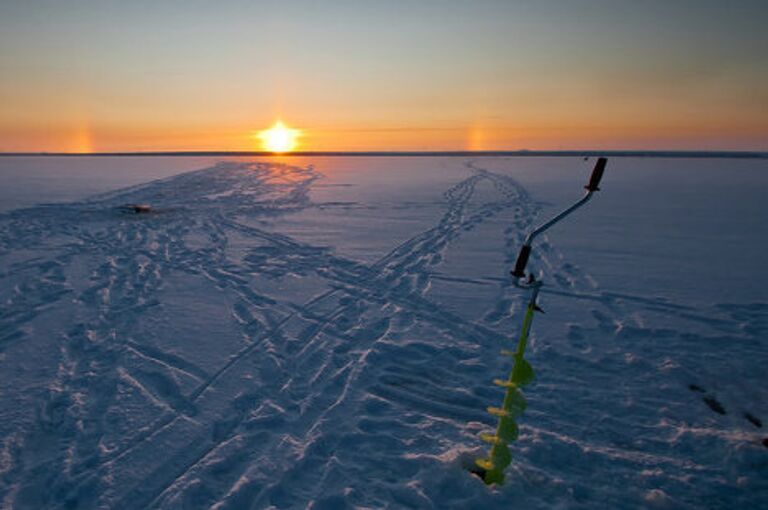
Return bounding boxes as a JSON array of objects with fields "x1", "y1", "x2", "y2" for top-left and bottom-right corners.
[{"x1": 0, "y1": 149, "x2": 766, "y2": 159}]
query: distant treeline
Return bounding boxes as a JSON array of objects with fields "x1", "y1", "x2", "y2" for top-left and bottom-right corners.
[{"x1": 1, "y1": 150, "x2": 766, "y2": 159}]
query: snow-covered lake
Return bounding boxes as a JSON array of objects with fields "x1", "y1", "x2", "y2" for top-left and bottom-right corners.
[{"x1": 0, "y1": 156, "x2": 766, "y2": 509}]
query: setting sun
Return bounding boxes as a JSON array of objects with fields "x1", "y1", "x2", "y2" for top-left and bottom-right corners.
[{"x1": 257, "y1": 121, "x2": 301, "y2": 153}]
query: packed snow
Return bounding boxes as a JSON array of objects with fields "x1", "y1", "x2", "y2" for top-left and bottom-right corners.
[{"x1": 0, "y1": 156, "x2": 766, "y2": 509}]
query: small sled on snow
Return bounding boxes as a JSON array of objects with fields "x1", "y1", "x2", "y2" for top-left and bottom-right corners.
[{"x1": 119, "y1": 204, "x2": 152, "y2": 214}]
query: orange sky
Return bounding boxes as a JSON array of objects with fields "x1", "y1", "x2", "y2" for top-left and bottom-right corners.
[{"x1": 1, "y1": 1, "x2": 766, "y2": 152}]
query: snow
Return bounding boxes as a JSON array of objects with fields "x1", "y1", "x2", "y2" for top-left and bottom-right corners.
[{"x1": 0, "y1": 156, "x2": 766, "y2": 509}]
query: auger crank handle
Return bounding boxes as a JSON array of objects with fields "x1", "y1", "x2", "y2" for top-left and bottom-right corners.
[
  {"x1": 585, "y1": 157, "x2": 607, "y2": 192},
  {"x1": 510, "y1": 157, "x2": 608, "y2": 280},
  {"x1": 511, "y1": 245, "x2": 531, "y2": 279}
]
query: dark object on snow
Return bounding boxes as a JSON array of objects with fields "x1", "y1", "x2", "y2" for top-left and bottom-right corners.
[
  {"x1": 744, "y1": 412, "x2": 762, "y2": 428},
  {"x1": 585, "y1": 157, "x2": 606, "y2": 192},
  {"x1": 468, "y1": 465, "x2": 487, "y2": 480},
  {"x1": 120, "y1": 204, "x2": 152, "y2": 214},
  {"x1": 703, "y1": 396, "x2": 726, "y2": 415},
  {"x1": 511, "y1": 245, "x2": 532, "y2": 279},
  {"x1": 688, "y1": 384, "x2": 706, "y2": 393},
  {"x1": 763, "y1": 437, "x2": 768, "y2": 449}
]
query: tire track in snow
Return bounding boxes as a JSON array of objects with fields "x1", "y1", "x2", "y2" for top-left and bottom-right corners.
[
  {"x1": 110, "y1": 162, "x2": 535, "y2": 508},
  {"x1": 0, "y1": 162, "x2": 324, "y2": 508},
  {"x1": 162, "y1": 161, "x2": 544, "y2": 507},
  {"x1": 114, "y1": 167, "x2": 498, "y2": 508}
]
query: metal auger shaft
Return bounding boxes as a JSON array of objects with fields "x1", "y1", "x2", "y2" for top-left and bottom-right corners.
[{"x1": 511, "y1": 157, "x2": 607, "y2": 279}]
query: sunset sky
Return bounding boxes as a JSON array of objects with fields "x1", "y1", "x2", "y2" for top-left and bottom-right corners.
[{"x1": 1, "y1": 0, "x2": 766, "y2": 152}]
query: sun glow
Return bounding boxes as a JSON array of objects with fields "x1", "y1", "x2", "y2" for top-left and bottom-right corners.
[{"x1": 257, "y1": 120, "x2": 301, "y2": 153}]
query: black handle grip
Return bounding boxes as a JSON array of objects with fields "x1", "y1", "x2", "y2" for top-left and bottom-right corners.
[
  {"x1": 511, "y1": 244, "x2": 532, "y2": 278},
  {"x1": 585, "y1": 157, "x2": 607, "y2": 192}
]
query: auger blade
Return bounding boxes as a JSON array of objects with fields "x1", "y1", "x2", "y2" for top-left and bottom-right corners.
[
  {"x1": 483, "y1": 469, "x2": 505, "y2": 485},
  {"x1": 479, "y1": 433, "x2": 503, "y2": 445},
  {"x1": 475, "y1": 458, "x2": 494, "y2": 471},
  {"x1": 502, "y1": 388, "x2": 527, "y2": 414},
  {"x1": 497, "y1": 418, "x2": 519, "y2": 442},
  {"x1": 512, "y1": 358, "x2": 535, "y2": 385},
  {"x1": 487, "y1": 406, "x2": 510, "y2": 418},
  {"x1": 490, "y1": 444, "x2": 512, "y2": 468}
]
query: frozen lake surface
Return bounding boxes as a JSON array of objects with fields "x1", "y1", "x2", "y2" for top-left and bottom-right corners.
[{"x1": 0, "y1": 156, "x2": 766, "y2": 509}]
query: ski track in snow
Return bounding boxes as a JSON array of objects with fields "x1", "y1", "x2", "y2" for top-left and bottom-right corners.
[{"x1": 0, "y1": 160, "x2": 765, "y2": 509}]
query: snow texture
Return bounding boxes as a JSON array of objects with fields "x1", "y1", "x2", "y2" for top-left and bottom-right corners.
[{"x1": 0, "y1": 156, "x2": 766, "y2": 509}]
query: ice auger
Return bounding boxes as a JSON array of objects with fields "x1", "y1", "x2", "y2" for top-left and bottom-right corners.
[{"x1": 475, "y1": 157, "x2": 607, "y2": 485}]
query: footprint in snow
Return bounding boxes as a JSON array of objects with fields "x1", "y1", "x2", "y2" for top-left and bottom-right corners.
[
  {"x1": 689, "y1": 384, "x2": 727, "y2": 415},
  {"x1": 689, "y1": 384, "x2": 766, "y2": 432},
  {"x1": 702, "y1": 396, "x2": 726, "y2": 415},
  {"x1": 744, "y1": 412, "x2": 762, "y2": 429}
]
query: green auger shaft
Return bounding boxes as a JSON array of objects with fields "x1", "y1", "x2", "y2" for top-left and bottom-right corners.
[{"x1": 476, "y1": 285, "x2": 540, "y2": 485}]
